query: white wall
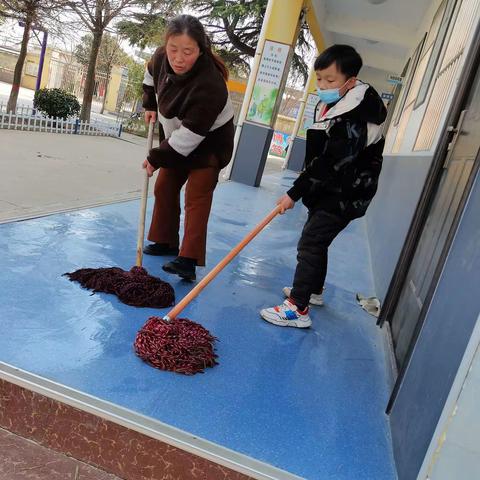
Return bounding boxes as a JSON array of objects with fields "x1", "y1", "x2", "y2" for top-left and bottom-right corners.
[
  {"x1": 383, "y1": 0, "x2": 442, "y2": 154},
  {"x1": 384, "y1": 0, "x2": 480, "y2": 156},
  {"x1": 360, "y1": 65, "x2": 396, "y2": 97}
]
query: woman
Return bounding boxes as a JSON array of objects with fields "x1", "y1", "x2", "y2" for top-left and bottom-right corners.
[{"x1": 142, "y1": 14, "x2": 234, "y2": 281}]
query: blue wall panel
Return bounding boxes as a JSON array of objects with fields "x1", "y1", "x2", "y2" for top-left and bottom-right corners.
[
  {"x1": 389, "y1": 168, "x2": 480, "y2": 480},
  {"x1": 366, "y1": 154, "x2": 433, "y2": 301}
]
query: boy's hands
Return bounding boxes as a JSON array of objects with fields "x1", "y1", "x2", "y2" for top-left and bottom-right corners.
[{"x1": 277, "y1": 194, "x2": 295, "y2": 214}]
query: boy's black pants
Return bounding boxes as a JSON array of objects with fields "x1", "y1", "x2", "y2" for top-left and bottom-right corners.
[{"x1": 290, "y1": 209, "x2": 350, "y2": 309}]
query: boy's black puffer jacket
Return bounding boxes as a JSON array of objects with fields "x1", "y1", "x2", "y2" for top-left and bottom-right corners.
[{"x1": 287, "y1": 82, "x2": 387, "y2": 219}]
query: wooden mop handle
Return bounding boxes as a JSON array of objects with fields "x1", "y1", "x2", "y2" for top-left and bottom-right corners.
[
  {"x1": 164, "y1": 206, "x2": 281, "y2": 320},
  {"x1": 136, "y1": 121, "x2": 155, "y2": 267}
]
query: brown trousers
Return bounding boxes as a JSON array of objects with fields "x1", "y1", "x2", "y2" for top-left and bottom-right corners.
[{"x1": 147, "y1": 167, "x2": 219, "y2": 266}]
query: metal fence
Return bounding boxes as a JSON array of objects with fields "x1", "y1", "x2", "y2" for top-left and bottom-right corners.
[{"x1": 0, "y1": 102, "x2": 122, "y2": 137}]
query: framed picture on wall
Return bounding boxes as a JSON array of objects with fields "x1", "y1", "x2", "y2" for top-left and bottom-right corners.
[{"x1": 246, "y1": 39, "x2": 290, "y2": 127}]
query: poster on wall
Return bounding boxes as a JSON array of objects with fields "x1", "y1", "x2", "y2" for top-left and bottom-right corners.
[
  {"x1": 246, "y1": 40, "x2": 290, "y2": 126},
  {"x1": 297, "y1": 93, "x2": 319, "y2": 138},
  {"x1": 268, "y1": 131, "x2": 291, "y2": 158}
]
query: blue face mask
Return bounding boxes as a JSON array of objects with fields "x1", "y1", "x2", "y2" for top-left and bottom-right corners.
[
  {"x1": 316, "y1": 80, "x2": 350, "y2": 104},
  {"x1": 316, "y1": 87, "x2": 341, "y2": 104}
]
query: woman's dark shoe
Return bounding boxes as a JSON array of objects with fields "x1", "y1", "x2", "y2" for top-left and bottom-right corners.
[
  {"x1": 143, "y1": 243, "x2": 179, "y2": 256},
  {"x1": 162, "y1": 256, "x2": 196, "y2": 281}
]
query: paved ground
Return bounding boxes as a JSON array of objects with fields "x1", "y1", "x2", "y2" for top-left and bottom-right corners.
[
  {"x1": 0, "y1": 128, "x2": 284, "y2": 223},
  {"x1": 0, "y1": 130, "x2": 149, "y2": 223},
  {"x1": 0, "y1": 428, "x2": 122, "y2": 480}
]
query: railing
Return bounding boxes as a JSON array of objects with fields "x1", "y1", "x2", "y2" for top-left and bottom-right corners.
[{"x1": 0, "y1": 102, "x2": 122, "y2": 137}]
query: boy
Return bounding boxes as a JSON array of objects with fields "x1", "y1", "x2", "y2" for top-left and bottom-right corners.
[{"x1": 260, "y1": 45, "x2": 387, "y2": 328}]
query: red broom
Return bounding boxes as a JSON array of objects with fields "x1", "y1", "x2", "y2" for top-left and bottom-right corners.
[
  {"x1": 134, "y1": 206, "x2": 281, "y2": 375},
  {"x1": 64, "y1": 121, "x2": 175, "y2": 308}
]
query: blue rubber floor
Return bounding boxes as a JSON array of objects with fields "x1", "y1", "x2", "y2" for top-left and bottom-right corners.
[{"x1": 0, "y1": 172, "x2": 396, "y2": 480}]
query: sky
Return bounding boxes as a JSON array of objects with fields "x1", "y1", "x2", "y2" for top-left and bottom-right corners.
[{"x1": 0, "y1": 14, "x2": 148, "y2": 62}]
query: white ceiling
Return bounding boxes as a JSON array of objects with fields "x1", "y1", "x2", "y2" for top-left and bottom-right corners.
[{"x1": 309, "y1": 0, "x2": 436, "y2": 92}]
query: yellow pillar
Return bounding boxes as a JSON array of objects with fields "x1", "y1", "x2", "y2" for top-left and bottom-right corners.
[
  {"x1": 225, "y1": 0, "x2": 306, "y2": 184},
  {"x1": 282, "y1": 0, "x2": 329, "y2": 170},
  {"x1": 298, "y1": 0, "x2": 328, "y2": 110},
  {"x1": 282, "y1": 60, "x2": 317, "y2": 168},
  {"x1": 264, "y1": 0, "x2": 305, "y2": 43},
  {"x1": 105, "y1": 66, "x2": 122, "y2": 112},
  {"x1": 304, "y1": 0, "x2": 326, "y2": 54}
]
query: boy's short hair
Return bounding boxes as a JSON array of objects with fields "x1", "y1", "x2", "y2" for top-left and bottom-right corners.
[{"x1": 314, "y1": 45, "x2": 363, "y2": 77}]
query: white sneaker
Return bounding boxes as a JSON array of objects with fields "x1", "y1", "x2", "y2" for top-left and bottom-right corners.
[
  {"x1": 282, "y1": 287, "x2": 324, "y2": 306},
  {"x1": 260, "y1": 299, "x2": 312, "y2": 328}
]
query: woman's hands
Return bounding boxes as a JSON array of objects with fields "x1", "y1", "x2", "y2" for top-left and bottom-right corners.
[
  {"x1": 276, "y1": 194, "x2": 295, "y2": 214},
  {"x1": 143, "y1": 112, "x2": 157, "y2": 176},
  {"x1": 145, "y1": 111, "x2": 157, "y2": 124},
  {"x1": 142, "y1": 159, "x2": 156, "y2": 177}
]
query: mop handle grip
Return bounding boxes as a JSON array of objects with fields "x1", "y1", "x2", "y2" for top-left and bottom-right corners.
[
  {"x1": 164, "y1": 206, "x2": 281, "y2": 320},
  {"x1": 136, "y1": 121, "x2": 155, "y2": 267}
]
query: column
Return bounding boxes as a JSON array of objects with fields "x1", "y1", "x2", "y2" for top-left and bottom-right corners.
[{"x1": 227, "y1": 0, "x2": 305, "y2": 187}]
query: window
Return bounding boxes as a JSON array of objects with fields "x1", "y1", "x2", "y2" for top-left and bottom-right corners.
[
  {"x1": 415, "y1": 0, "x2": 459, "y2": 109},
  {"x1": 415, "y1": 0, "x2": 480, "y2": 150},
  {"x1": 390, "y1": 34, "x2": 426, "y2": 153},
  {"x1": 393, "y1": 34, "x2": 426, "y2": 128},
  {"x1": 382, "y1": 58, "x2": 410, "y2": 134}
]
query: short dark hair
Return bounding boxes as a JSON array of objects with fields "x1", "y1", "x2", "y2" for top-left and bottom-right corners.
[{"x1": 314, "y1": 45, "x2": 363, "y2": 77}]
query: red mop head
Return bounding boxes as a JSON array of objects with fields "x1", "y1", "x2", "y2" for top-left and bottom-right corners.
[
  {"x1": 64, "y1": 266, "x2": 175, "y2": 308},
  {"x1": 134, "y1": 316, "x2": 218, "y2": 375}
]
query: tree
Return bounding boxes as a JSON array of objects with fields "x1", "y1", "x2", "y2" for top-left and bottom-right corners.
[
  {"x1": 116, "y1": 11, "x2": 169, "y2": 50},
  {"x1": 118, "y1": 0, "x2": 312, "y2": 82},
  {"x1": 124, "y1": 57, "x2": 144, "y2": 99},
  {"x1": 191, "y1": 0, "x2": 312, "y2": 82},
  {"x1": 0, "y1": 0, "x2": 66, "y2": 113},
  {"x1": 65, "y1": 0, "x2": 152, "y2": 121},
  {"x1": 75, "y1": 32, "x2": 129, "y2": 113}
]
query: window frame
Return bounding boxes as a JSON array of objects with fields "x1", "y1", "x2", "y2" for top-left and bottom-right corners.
[
  {"x1": 393, "y1": 33, "x2": 427, "y2": 127},
  {"x1": 414, "y1": 0, "x2": 459, "y2": 109}
]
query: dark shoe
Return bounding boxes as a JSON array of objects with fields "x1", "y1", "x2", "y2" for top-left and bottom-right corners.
[
  {"x1": 162, "y1": 256, "x2": 196, "y2": 281},
  {"x1": 143, "y1": 243, "x2": 179, "y2": 256}
]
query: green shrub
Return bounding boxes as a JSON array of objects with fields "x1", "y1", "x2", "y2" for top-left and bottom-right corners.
[{"x1": 33, "y1": 88, "x2": 81, "y2": 119}]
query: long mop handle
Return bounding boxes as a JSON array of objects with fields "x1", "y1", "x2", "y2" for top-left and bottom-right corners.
[
  {"x1": 164, "y1": 206, "x2": 281, "y2": 321},
  {"x1": 135, "y1": 121, "x2": 155, "y2": 267}
]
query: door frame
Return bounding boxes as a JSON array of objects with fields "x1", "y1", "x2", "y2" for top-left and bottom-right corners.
[{"x1": 378, "y1": 26, "x2": 480, "y2": 414}]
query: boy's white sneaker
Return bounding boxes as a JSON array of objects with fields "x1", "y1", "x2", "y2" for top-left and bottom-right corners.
[
  {"x1": 260, "y1": 299, "x2": 312, "y2": 328},
  {"x1": 282, "y1": 287, "x2": 324, "y2": 306}
]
